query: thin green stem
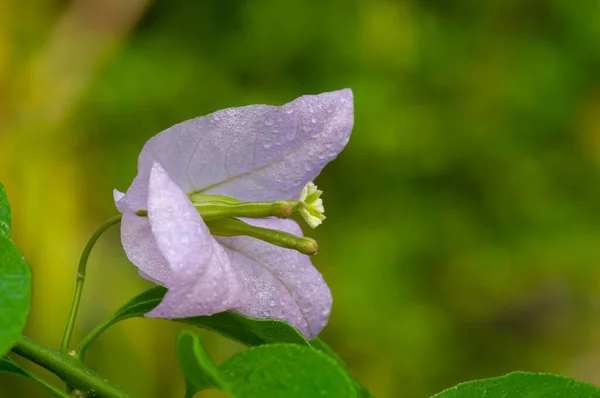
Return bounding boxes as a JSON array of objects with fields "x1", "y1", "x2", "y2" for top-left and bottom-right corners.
[
  {"x1": 12, "y1": 336, "x2": 132, "y2": 397},
  {"x1": 60, "y1": 215, "x2": 122, "y2": 353},
  {"x1": 76, "y1": 317, "x2": 119, "y2": 361}
]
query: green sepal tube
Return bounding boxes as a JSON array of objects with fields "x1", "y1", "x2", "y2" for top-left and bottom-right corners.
[
  {"x1": 207, "y1": 218, "x2": 318, "y2": 255},
  {"x1": 135, "y1": 200, "x2": 303, "y2": 222},
  {"x1": 138, "y1": 192, "x2": 305, "y2": 223},
  {"x1": 195, "y1": 200, "x2": 300, "y2": 222},
  {"x1": 0, "y1": 181, "x2": 11, "y2": 236}
]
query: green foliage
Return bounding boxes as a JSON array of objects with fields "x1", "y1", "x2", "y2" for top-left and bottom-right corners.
[
  {"x1": 0, "y1": 356, "x2": 29, "y2": 378},
  {"x1": 311, "y1": 338, "x2": 372, "y2": 398},
  {"x1": 0, "y1": 356, "x2": 69, "y2": 398},
  {"x1": 432, "y1": 372, "x2": 600, "y2": 398},
  {"x1": 176, "y1": 333, "x2": 360, "y2": 397},
  {"x1": 0, "y1": 182, "x2": 11, "y2": 237},
  {"x1": 220, "y1": 344, "x2": 357, "y2": 398},
  {"x1": 181, "y1": 311, "x2": 308, "y2": 347},
  {"x1": 81, "y1": 289, "x2": 373, "y2": 396},
  {"x1": 0, "y1": 185, "x2": 31, "y2": 356},
  {"x1": 78, "y1": 286, "x2": 308, "y2": 359},
  {"x1": 176, "y1": 331, "x2": 227, "y2": 397}
]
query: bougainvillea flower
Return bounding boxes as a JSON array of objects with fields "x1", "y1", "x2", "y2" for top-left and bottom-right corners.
[{"x1": 114, "y1": 89, "x2": 354, "y2": 338}]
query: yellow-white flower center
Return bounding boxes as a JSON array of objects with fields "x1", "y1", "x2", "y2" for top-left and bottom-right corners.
[{"x1": 298, "y1": 182, "x2": 326, "y2": 229}]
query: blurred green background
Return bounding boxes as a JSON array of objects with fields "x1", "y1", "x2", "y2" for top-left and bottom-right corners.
[{"x1": 2, "y1": 0, "x2": 600, "y2": 397}]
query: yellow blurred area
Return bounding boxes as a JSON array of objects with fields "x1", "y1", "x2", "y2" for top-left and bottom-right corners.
[{"x1": 2, "y1": 0, "x2": 600, "y2": 397}]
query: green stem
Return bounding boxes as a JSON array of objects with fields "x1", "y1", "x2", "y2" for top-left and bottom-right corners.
[
  {"x1": 12, "y1": 336, "x2": 132, "y2": 398},
  {"x1": 75, "y1": 318, "x2": 115, "y2": 362},
  {"x1": 60, "y1": 215, "x2": 122, "y2": 353}
]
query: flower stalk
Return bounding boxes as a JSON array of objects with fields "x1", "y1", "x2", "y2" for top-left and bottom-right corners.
[{"x1": 59, "y1": 215, "x2": 122, "y2": 354}]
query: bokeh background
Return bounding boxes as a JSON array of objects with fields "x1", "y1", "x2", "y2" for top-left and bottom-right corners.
[{"x1": 2, "y1": 0, "x2": 600, "y2": 397}]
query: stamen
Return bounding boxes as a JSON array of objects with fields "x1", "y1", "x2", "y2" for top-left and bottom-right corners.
[{"x1": 297, "y1": 182, "x2": 325, "y2": 228}]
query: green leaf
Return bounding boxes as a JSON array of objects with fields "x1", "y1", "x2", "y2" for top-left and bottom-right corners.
[
  {"x1": 432, "y1": 371, "x2": 600, "y2": 398},
  {"x1": 0, "y1": 234, "x2": 32, "y2": 356},
  {"x1": 77, "y1": 286, "x2": 309, "y2": 360},
  {"x1": 220, "y1": 343, "x2": 357, "y2": 398},
  {"x1": 0, "y1": 356, "x2": 70, "y2": 397},
  {"x1": 311, "y1": 338, "x2": 372, "y2": 398},
  {"x1": 0, "y1": 355, "x2": 29, "y2": 378},
  {"x1": 176, "y1": 331, "x2": 228, "y2": 398},
  {"x1": 181, "y1": 310, "x2": 309, "y2": 347},
  {"x1": 0, "y1": 182, "x2": 11, "y2": 236}
]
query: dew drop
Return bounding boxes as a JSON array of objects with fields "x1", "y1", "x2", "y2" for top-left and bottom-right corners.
[
  {"x1": 263, "y1": 142, "x2": 272, "y2": 149},
  {"x1": 310, "y1": 117, "x2": 317, "y2": 124}
]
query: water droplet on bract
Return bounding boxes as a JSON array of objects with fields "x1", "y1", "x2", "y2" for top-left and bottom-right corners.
[
  {"x1": 263, "y1": 142, "x2": 272, "y2": 149},
  {"x1": 310, "y1": 117, "x2": 316, "y2": 124},
  {"x1": 285, "y1": 108, "x2": 294, "y2": 114},
  {"x1": 269, "y1": 300, "x2": 275, "y2": 307}
]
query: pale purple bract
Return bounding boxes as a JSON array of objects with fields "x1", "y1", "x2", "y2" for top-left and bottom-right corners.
[{"x1": 114, "y1": 89, "x2": 354, "y2": 338}]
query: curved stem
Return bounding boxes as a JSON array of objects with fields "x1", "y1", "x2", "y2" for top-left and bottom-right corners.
[
  {"x1": 60, "y1": 215, "x2": 122, "y2": 353},
  {"x1": 75, "y1": 320, "x2": 113, "y2": 362},
  {"x1": 12, "y1": 336, "x2": 132, "y2": 397}
]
